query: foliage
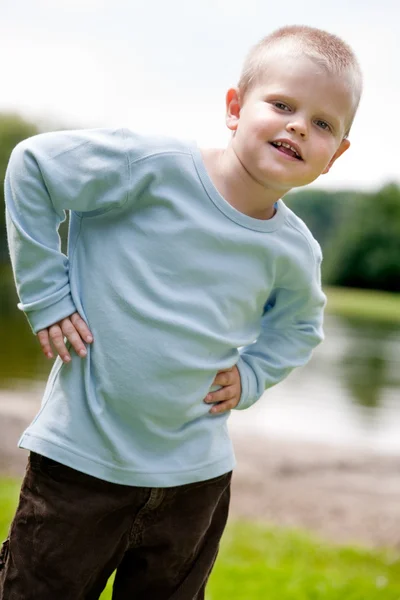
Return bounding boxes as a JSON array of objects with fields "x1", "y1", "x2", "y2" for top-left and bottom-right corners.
[
  {"x1": 285, "y1": 188, "x2": 361, "y2": 249},
  {"x1": 286, "y1": 184, "x2": 400, "y2": 293},
  {"x1": 322, "y1": 184, "x2": 400, "y2": 292}
]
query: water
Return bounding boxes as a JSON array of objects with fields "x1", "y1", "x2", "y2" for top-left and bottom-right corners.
[
  {"x1": 230, "y1": 315, "x2": 400, "y2": 454},
  {"x1": 2, "y1": 280, "x2": 400, "y2": 453}
]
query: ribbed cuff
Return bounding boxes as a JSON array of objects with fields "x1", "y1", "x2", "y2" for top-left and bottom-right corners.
[
  {"x1": 234, "y1": 357, "x2": 259, "y2": 411},
  {"x1": 23, "y1": 293, "x2": 77, "y2": 334}
]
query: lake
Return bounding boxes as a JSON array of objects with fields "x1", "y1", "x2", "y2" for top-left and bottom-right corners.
[
  {"x1": 230, "y1": 315, "x2": 400, "y2": 454},
  {"x1": 1, "y1": 295, "x2": 400, "y2": 454}
]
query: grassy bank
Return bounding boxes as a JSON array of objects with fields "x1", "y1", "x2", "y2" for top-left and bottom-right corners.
[
  {"x1": 325, "y1": 286, "x2": 400, "y2": 324},
  {"x1": 1, "y1": 479, "x2": 400, "y2": 599}
]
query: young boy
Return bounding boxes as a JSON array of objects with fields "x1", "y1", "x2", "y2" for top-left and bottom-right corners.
[{"x1": 1, "y1": 24, "x2": 362, "y2": 600}]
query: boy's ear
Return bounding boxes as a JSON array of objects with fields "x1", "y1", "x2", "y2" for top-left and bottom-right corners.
[
  {"x1": 322, "y1": 138, "x2": 351, "y2": 174},
  {"x1": 226, "y1": 88, "x2": 241, "y2": 132}
]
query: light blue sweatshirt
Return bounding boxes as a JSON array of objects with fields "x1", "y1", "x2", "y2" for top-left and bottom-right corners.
[{"x1": 5, "y1": 128, "x2": 326, "y2": 486}]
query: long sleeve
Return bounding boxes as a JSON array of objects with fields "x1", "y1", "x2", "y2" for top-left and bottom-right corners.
[
  {"x1": 235, "y1": 256, "x2": 326, "y2": 410},
  {"x1": 4, "y1": 128, "x2": 130, "y2": 333}
]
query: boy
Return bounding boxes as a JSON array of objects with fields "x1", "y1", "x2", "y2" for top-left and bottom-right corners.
[{"x1": 1, "y1": 24, "x2": 362, "y2": 600}]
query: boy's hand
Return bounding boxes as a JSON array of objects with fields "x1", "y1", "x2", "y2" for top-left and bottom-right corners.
[
  {"x1": 204, "y1": 366, "x2": 242, "y2": 414},
  {"x1": 37, "y1": 312, "x2": 94, "y2": 363}
]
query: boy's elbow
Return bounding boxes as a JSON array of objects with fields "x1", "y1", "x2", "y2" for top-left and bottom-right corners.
[
  {"x1": 297, "y1": 320, "x2": 325, "y2": 346},
  {"x1": 7, "y1": 140, "x2": 32, "y2": 175}
]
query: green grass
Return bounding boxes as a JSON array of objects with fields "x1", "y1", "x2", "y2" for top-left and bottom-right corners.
[
  {"x1": 2, "y1": 479, "x2": 400, "y2": 599},
  {"x1": 325, "y1": 286, "x2": 400, "y2": 324},
  {"x1": 206, "y1": 522, "x2": 400, "y2": 600},
  {"x1": 0, "y1": 479, "x2": 21, "y2": 534}
]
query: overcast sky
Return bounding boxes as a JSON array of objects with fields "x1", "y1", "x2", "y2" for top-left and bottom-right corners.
[{"x1": 1, "y1": 0, "x2": 398, "y2": 190}]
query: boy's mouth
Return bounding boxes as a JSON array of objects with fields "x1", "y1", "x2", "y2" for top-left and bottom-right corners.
[{"x1": 270, "y1": 140, "x2": 303, "y2": 160}]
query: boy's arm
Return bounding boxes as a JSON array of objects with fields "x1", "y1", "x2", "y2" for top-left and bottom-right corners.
[
  {"x1": 205, "y1": 255, "x2": 326, "y2": 413},
  {"x1": 4, "y1": 128, "x2": 129, "y2": 336},
  {"x1": 234, "y1": 278, "x2": 326, "y2": 410}
]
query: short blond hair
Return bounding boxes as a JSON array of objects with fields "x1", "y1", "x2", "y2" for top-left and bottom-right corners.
[{"x1": 238, "y1": 25, "x2": 363, "y2": 134}]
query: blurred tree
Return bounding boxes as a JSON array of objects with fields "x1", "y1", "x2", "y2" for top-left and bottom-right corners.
[
  {"x1": 0, "y1": 113, "x2": 39, "y2": 262},
  {"x1": 323, "y1": 184, "x2": 400, "y2": 292},
  {"x1": 285, "y1": 188, "x2": 362, "y2": 249}
]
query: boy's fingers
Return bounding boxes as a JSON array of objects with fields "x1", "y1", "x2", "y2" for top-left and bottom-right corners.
[
  {"x1": 205, "y1": 385, "x2": 236, "y2": 403},
  {"x1": 37, "y1": 329, "x2": 53, "y2": 358},
  {"x1": 37, "y1": 313, "x2": 92, "y2": 363},
  {"x1": 48, "y1": 323, "x2": 71, "y2": 361},
  {"x1": 213, "y1": 366, "x2": 240, "y2": 387},
  {"x1": 70, "y1": 313, "x2": 93, "y2": 342},
  {"x1": 209, "y1": 399, "x2": 234, "y2": 415},
  {"x1": 60, "y1": 319, "x2": 88, "y2": 358},
  {"x1": 213, "y1": 371, "x2": 234, "y2": 386}
]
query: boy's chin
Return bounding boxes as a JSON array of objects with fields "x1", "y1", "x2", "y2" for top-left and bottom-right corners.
[{"x1": 292, "y1": 172, "x2": 326, "y2": 188}]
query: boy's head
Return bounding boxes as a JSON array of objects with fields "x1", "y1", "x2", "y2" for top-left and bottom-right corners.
[
  {"x1": 239, "y1": 25, "x2": 362, "y2": 134},
  {"x1": 225, "y1": 25, "x2": 363, "y2": 193}
]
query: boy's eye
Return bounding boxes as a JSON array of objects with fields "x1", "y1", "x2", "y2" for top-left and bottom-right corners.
[
  {"x1": 273, "y1": 102, "x2": 290, "y2": 111},
  {"x1": 315, "y1": 119, "x2": 331, "y2": 131}
]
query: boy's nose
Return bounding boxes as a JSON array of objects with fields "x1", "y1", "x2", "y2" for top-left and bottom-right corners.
[{"x1": 285, "y1": 120, "x2": 307, "y2": 139}]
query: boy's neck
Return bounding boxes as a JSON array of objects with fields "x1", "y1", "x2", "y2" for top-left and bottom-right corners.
[{"x1": 200, "y1": 144, "x2": 290, "y2": 220}]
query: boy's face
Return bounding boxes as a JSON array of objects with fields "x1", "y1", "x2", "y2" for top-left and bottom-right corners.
[{"x1": 226, "y1": 55, "x2": 353, "y2": 192}]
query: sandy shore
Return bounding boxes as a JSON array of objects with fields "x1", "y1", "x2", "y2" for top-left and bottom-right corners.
[{"x1": 1, "y1": 392, "x2": 400, "y2": 550}]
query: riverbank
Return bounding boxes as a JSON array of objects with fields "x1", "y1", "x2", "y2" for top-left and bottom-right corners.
[
  {"x1": 2, "y1": 392, "x2": 400, "y2": 550},
  {"x1": 325, "y1": 286, "x2": 400, "y2": 323}
]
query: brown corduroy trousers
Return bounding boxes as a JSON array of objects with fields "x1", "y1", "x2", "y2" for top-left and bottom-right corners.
[{"x1": 0, "y1": 452, "x2": 231, "y2": 600}]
